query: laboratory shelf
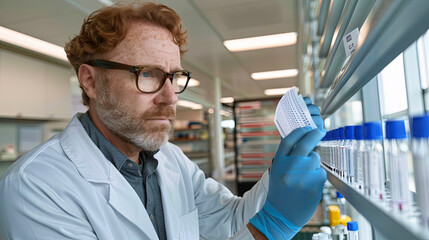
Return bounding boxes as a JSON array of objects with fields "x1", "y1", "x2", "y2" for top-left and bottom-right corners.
[
  {"x1": 323, "y1": 165, "x2": 429, "y2": 240},
  {"x1": 320, "y1": 0, "x2": 429, "y2": 116}
]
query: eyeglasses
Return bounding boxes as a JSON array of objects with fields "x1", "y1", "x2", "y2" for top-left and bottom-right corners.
[{"x1": 85, "y1": 59, "x2": 192, "y2": 94}]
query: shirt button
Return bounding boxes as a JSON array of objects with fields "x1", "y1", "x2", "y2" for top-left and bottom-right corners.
[
  {"x1": 149, "y1": 214, "x2": 154, "y2": 221},
  {"x1": 127, "y1": 162, "x2": 134, "y2": 168}
]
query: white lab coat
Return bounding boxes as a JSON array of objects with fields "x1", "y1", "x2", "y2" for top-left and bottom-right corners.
[{"x1": 0, "y1": 113, "x2": 269, "y2": 240}]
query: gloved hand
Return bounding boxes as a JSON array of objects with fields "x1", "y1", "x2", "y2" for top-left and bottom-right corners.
[
  {"x1": 303, "y1": 97, "x2": 323, "y2": 129},
  {"x1": 250, "y1": 127, "x2": 327, "y2": 240}
]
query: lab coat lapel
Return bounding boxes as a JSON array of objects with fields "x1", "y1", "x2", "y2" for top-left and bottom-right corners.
[
  {"x1": 155, "y1": 150, "x2": 181, "y2": 240},
  {"x1": 61, "y1": 114, "x2": 158, "y2": 239},
  {"x1": 108, "y1": 165, "x2": 159, "y2": 240}
]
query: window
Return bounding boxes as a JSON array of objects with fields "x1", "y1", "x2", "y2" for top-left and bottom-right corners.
[
  {"x1": 324, "y1": 91, "x2": 363, "y2": 130},
  {"x1": 417, "y1": 30, "x2": 429, "y2": 110},
  {"x1": 378, "y1": 53, "x2": 408, "y2": 117}
]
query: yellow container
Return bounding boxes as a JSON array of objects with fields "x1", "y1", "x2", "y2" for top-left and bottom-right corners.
[
  {"x1": 339, "y1": 215, "x2": 352, "y2": 226},
  {"x1": 328, "y1": 205, "x2": 340, "y2": 227}
]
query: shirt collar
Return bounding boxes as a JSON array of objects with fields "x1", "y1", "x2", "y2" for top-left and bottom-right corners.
[{"x1": 79, "y1": 112, "x2": 130, "y2": 170}]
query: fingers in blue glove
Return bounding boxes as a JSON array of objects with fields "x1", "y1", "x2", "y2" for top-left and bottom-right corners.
[
  {"x1": 275, "y1": 127, "x2": 312, "y2": 157},
  {"x1": 307, "y1": 104, "x2": 320, "y2": 116},
  {"x1": 272, "y1": 151, "x2": 321, "y2": 172},
  {"x1": 303, "y1": 97, "x2": 312, "y2": 105},
  {"x1": 312, "y1": 115, "x2": 324, "y2": 129},
  {"x1": 290, "y1": 128, "x2": 326, "y2": 157}
]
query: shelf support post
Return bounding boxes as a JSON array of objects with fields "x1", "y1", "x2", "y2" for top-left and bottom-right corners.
[{"x1": 212, "y1": 76, "x2": 224, "y2": 181}]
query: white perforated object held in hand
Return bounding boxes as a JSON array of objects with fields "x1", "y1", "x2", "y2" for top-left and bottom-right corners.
[{"x1": 274, "y1": 87, "x2": 317, "y2": 138}]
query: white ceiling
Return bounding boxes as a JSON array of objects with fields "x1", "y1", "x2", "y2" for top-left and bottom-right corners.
[{"x1": 0, "y1": 0, "x2": 300, "y2": 105}]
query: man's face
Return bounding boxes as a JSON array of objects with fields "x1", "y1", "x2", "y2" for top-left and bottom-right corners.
[{"x1": 94, "y1": 22, "x2": 180, "y2": 152}]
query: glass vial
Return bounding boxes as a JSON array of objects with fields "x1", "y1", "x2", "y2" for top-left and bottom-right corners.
[
  {"x1": 363, "y1": 122, "x2": 385, "y2": 200},
  {"x1": 347, "y1": 221, "x2": 359, "y2": 240},
  {"x1": 354, "y1": 125, "x2": 364, "y2": 190},
  {"x1": 412, "y1": 115, "x2": 429, "y2": 228},
  {"x1": 345, "y1": 126, "x2": 355, "y2": 183},
  {"x1": 337, "y1": 191, "x2": 346, "y2": 219},
  {"x1": 385, "y1": 120, "x2": 409, "y2": 213}
]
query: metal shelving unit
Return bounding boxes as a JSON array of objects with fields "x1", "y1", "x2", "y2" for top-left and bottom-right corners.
[
  {"x1": 320, "y1": 0, "x2": 429, "y2": 116},
  {"x1": 170, "y1": 125, "x2": 211, "y2": 176},
  {"x1": 323, "y1": 165, "x2": 429, "y2": 240},
  {"x1": 305, "y1": 0, "x2": 429, "y2": 239}
]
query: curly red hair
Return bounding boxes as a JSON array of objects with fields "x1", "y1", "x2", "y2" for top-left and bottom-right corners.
[{"x1": 64, "y1": 2, "x2": 187, "y2": 106}]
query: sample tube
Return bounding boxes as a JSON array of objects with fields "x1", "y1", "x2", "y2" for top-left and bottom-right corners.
[
  {"x1": 321, "y1": 135, "x2": 326, "y2": 163},
  {"x1": 333, "y1": 225, "x2": 346, "y2": 240},
  {"x1": 385, "y1": 120, "x2": 410, "y2": 212},
  {"x1": 335, "y1": 128, "x2": 342, "y2": 176},
  {"x1": 363, "y1": 122, "x2": 385, "y2": 199},
  {"x1": 412, "y1": 115, "x2": 429, "y2": 228},
  {"x1": 332, "y1": 129, "x2": 339, "y2": 174},
  {"x1": 347, "y1": 221, "x2": 359, "y2": 240},
  {"x1": 337, "y1": 191, "x2": 346, "y2": 219},
  {"x1": 338, "y1": 127, "x2": 346, "y2": 179},
  {"x1": 354, "y1": 125, "x2": 364, "y2": 190},
  {"x1": 345, "y1": 126, "x2": 355, "y2": 183},
  {"x1": 326, "y1": 131, "x2": 332, "y2": 169}
]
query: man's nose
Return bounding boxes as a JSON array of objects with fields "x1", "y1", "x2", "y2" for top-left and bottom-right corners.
[{"x1": 154, "y1": 78, "x2": 177, "y2": 105}]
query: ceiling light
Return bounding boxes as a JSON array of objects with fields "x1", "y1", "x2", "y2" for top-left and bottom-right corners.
[
  {"x1": 178, "y1": 78, "x2": 199, "y2": 87},
  {"x1": 223, "y1": 32, "x2": 297, "y2": 52},
  {"x1": 220, "y1": 97, "x2": 234, "y2": 103},
  {"x1": 177, "y1": 100, "x2": 203, "y2": 110},
  {"x1": 251, "y1": 69, "x2": 299, "y2": 80},
  {"x1": 97, "y1": 0, "x2": 114, "y2": 6},
  {"x1": 264, "y1": 87, "x2": 298, "y2": 96},
  {"x1": 0, "y1": 26, "x2": 68, "y2": 62}
]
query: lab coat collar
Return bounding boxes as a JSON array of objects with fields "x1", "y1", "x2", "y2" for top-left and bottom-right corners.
[
  {"x1": 59, "y1": 114, "x2": 159, "y2": 239},
  {"x1": 60, "y1": 113, "x2": 110, "y2": 183}
]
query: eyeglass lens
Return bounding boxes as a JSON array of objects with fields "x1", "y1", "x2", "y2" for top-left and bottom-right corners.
[{"x1": 137, "y1": 67, "x2": 188, "y2": 93}]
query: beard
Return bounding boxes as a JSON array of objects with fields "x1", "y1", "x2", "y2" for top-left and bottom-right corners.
[{"x1": 94, "y1": 75, "x2": 176, "y2": 152}]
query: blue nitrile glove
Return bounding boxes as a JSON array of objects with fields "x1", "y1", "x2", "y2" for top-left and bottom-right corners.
[
  {"x1": 304, "y1": 97, "x2": 323, "y2": 129},
  {"x1": 250, "y1": 127, "x2": 327, "y2": 240}
]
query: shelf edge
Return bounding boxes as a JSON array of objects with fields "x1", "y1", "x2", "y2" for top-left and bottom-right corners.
[{"x1": 323, "y1": 165, "x2": 429, "y2": 240}]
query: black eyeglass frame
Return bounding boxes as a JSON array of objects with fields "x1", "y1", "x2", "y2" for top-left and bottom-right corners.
[{"x1": 85, "y1": 59, "x2": 192, "y2": 94}]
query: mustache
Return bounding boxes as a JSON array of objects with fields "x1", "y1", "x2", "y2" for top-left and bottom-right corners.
[{"x1": 141, "y1": 105, "x2": 176, "y2": 120}]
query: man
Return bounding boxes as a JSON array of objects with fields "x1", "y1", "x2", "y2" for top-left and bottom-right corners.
[{"x1": 0, "y1": 2, "x2": 326, "y2": 240}]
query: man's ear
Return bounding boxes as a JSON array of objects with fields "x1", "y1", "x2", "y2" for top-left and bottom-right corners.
[{"x1": 78, "y1": 64, "x2": 97, "y2": 99}]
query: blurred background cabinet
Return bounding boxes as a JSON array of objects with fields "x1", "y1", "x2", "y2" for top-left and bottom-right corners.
[
  {"x1": 234, "y1": 98, "x2": 280, "y2": 196},
  {"x1": 170, "y1": 118, "x2": 212, "y2": 177},
  {"x1": 0, "y1": 49, "x2": 73, "y2": 120}
]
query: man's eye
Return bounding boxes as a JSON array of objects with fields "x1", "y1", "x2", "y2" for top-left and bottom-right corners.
[{"x1": 142, "y1": 72, "x2": 151, "y2": 77}]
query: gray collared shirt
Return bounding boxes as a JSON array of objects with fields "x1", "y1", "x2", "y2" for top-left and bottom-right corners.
[{"x1": 79, "y1": 112, "x2": 167, "y2": 239}]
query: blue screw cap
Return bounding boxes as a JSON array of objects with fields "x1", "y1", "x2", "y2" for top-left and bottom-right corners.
[
  {"x1": 338, "y1": 127, "x2": 345, "y2": 140},
  {"x1": 385, "y1": 120, "x2": 406, "y2": 139},
  {"x1": 363, "y1": 122, "x2": 383, "y2": 140},
  {"x1": 412, "y1": 115, "x2": 429, "y2": 138},
  {"x1": 354, "y1": 125, "x2": 363, "y2": 140},
  {"x1": 336, "y1": 191, "x2": 344, "y2": 199},
  {"x1": 345, "y1": 126, "x2": 354, "y2": 140},
  {"x1": 347, "y1": 221, "x2": 358, "y2": 231}
]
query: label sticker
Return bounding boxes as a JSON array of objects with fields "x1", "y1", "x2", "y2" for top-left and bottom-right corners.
[{"x1": 342, "y1": 28, "x2": 360, "y2": 57}]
